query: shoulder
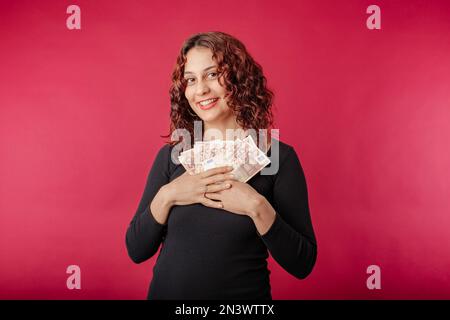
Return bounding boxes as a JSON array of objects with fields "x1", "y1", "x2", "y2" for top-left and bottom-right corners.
[
  {"x1": 268, "y1": 138, "x2": 306, "y2": 181},
  {"x1": 154, "y1": 143, "x2": 173, "y2": 160},
  {"x1": 151, "y1": 143, "x2": 175, "y2": 172},
  {"x1": 149, "y1": 143, "x2": 184, "y2": 180},
  {"x1": 269, "y1": 138, "x2": 297, "y2": 165},
  {"x1": 154, "y1": 143, "x2": 183, "y2": 176}
]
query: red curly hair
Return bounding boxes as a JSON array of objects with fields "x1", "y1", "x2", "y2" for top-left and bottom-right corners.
[{"x1": 162, "y1": 31, "x2": 275, "y2": 147}]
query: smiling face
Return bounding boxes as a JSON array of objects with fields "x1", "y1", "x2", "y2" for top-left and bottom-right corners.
[{"x1": 183, "y1": 46, "x2": 235, "y2": 125}]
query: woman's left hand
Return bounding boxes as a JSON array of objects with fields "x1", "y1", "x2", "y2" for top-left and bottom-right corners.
[{"x1": 205, "y1": 180, "x2": 263, "y2": 217}]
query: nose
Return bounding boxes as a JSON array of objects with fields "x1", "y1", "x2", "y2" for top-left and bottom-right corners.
[{"x1": 195, "y1": 79, "x2": 210, "y2": 97}]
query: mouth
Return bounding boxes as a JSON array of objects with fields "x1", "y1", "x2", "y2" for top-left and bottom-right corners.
[{"x1": 197, "y1": 97, "x2": 219, "y2": 110}]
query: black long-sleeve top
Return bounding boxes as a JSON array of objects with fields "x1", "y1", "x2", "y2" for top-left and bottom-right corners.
[{"x1": 125, "y1": 139, "x2": 317, "y2": 300}]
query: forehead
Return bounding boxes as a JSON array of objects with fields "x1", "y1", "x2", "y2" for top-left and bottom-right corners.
[{"x1": 184, "y1": 47, "x2": 217, "y2": 73}]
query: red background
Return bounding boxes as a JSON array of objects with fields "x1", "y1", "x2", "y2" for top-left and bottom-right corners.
[{"x1": 1, "y1": 0, "x2": 450, "y2": 299}]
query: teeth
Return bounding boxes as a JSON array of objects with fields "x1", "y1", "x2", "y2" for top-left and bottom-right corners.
[{"x1": 199, "y1": 98, "x2": 217, "y2": 106}]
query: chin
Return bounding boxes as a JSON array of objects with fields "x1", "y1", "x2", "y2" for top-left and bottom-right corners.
[
  {"x1": 196, "y1": 104, "x2": 233, "y2": 124},
  {"x1": 197, "y1": 108, "x2": 224, "y2": 121},
  {"x1": 200, "y1": 113, "x2": 222, "y2": 123}
]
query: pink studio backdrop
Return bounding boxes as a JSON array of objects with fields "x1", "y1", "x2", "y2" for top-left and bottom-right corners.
[{"x1": 1, "y1": 0, "x2": 450, "y2": 299}]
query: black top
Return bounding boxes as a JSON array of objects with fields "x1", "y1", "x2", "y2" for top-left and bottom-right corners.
[{"x1": 125, "y1": 139, "x2": 317, "y2": 300}]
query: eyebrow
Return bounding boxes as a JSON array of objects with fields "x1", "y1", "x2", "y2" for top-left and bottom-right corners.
[{"x1": 184, "y1": 65, "x2": 217, "y2": 76}]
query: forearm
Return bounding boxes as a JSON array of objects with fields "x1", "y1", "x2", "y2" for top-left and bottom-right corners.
[
  {"x1": 249, "y1": 196, "x2": 317, "y2": 280},
  {"x1": 126, "y1": 186, "x2": 172, "y2": 263},
  {"x1": 125, "y1": 144, "x2": 173, "y2": 264}
]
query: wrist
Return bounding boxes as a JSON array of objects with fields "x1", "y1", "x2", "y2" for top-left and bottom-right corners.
[
  {"x1": 248, "y1": 196, "x2": 277, "y2": 236},
  {"x1": 160, "y1": 184, "x2": 175, "y2": 207},
  {"x1": 247, "y1": 195, "x2": 267, "y2": 219}
]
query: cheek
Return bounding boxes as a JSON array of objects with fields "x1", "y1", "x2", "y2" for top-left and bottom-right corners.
[
  {"x1": 184, "y1": 88, "x2": 193, "y2": 103},
  {"x1": 213, "y1": 81, "x2": 227, "y2": 95},
  {"x1": 209, "y1": 84, "x2": 227, "y2": 103}
]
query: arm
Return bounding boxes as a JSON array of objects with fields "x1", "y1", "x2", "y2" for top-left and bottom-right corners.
[
  {"x1": 125, "y1": 145, "x2": 172, "y2": 264},
  {"x1": 251, "y1": 146, "x2": 317, "y2": 279}
]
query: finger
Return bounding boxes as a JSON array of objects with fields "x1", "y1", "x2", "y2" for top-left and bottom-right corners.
[
  {"x1": 205, "y1": 192, "x2": 222, "y2": 200},
  {"x1": 201, "y1": 198, "x2": 223, "y2": 209},
  {"x1": 203, "y1": 173, "x2": 236, "y2": 185},
  {"x1": 200, "y1": 165, "x2": 233, "y2": 179},
  {"x1": 205, "y1": 182, "x2": 231, "y2": 193}
]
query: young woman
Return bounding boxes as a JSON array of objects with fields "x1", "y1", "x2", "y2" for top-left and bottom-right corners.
[{"x1": 125, "y1": 31, "x2": 317, "y2": 300}]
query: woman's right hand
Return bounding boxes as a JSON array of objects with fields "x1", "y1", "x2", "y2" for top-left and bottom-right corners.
[{"x1": 163, "y1": 165, "x2": 236, "y2": 209}]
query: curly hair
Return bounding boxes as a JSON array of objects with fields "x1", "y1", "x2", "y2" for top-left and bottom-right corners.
[{"x1": 162, "y1": 31, "x2": 275, "y2": 147}]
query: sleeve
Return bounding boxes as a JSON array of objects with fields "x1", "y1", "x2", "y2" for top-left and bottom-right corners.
[
  {"x1": 125, "y1": 144, "x2": 171, "y2": 264},
  {"x1": 258, "y1": 146, "x2": 318, "y2": 279}
]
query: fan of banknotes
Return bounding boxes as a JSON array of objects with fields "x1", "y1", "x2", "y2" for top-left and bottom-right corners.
[{"x1": 178, "y1": 135, "x2": 271, "y2": 183}]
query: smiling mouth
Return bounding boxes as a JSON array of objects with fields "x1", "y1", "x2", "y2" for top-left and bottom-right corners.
[{"x1": 197, "y1": 98, "x2": 219, "y2": 110}]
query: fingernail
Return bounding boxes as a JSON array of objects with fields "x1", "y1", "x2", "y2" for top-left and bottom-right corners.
[
  {"x1": 218, "y1": 203, "x2": 223, "y2": 208},
  {"x1": 228, "y1": 174, "x2": 234, "y2": 178},
  {"x1": 225, "y1": 183, "x2": 231, "y2": 188}
]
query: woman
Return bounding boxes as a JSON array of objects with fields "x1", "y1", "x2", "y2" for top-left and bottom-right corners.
[{"x1": 125, "y1": 31, "x2": 317, "y2": 300}]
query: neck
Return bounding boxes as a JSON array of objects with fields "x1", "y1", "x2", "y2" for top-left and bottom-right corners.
[{"x1": 202, "y1": 116, "x2": 246, "y2": 141}]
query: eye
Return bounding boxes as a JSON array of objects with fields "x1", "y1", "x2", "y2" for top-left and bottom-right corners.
[
  {"x1": 185, "y1": 78, "x2": 195, "y2": 85},
  {"x1": 207, "y1": 72, "x2": 218, "y2": 79}
]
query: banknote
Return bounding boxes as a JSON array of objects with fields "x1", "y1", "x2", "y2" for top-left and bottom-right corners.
[{"x1": 178, "y1": 135, "x2": 270, "y2": 182}]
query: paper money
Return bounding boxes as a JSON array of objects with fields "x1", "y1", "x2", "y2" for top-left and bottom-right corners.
[{"x1": 178, "y1": 135, "x2": 270, "y2": 182}]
